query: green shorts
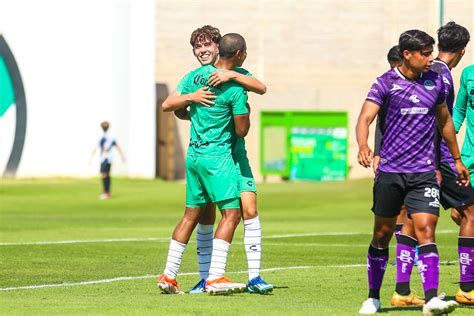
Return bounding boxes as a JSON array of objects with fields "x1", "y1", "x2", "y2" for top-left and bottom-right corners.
[
  {"x1": 461, "y1": 154, "x2": 474, "y2": 187},
  {"x1": 186, "y1": 154, "x2": 240, "y2": 210},
  {"x1": 233, "y1": 154, "x2": 257, "y2": 193}
]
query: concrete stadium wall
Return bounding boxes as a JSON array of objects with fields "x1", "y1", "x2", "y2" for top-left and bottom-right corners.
[
  {"x1": 155, "y1": 0, "x2": 474, "y2": 180},
  {"x1": 0, "y1": 0, "x2": 155, "y2": 178}
]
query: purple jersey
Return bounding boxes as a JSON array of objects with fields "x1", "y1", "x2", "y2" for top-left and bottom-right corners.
[
  {"x1": 431, "y1": 59, "x2": 455, "y2": 164},
  {"x1": 366, "y1": 67, "x2": 446, "y2": 173}
]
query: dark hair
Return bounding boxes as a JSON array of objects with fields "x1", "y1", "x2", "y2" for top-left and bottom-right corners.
[
  {"x1": 398, "y1": 30, "x2": 435, "y2": 54},
  {"x1": 100, "y1": 121, "x2": 109, "y2": 132},
  {"x1": 189, "y1": 25, "x2": 221, "y2": 47},
  {"x1": 387, "y1": 45, "x2": 402, "y2": 63},
  {"x1": 437, "y1": 21, "x2": 470, "y2": 52},
  {"x1": 218, "y1": 33, "x2": 246, "y2": 58}
]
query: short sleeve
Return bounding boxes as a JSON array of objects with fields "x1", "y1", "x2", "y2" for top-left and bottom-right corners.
[
  {"x1": 365, "y1": 78, "x2": 387, "y2": 106},
  {"x1": 175, "y1": 71, "x2": 193, "y2": 94},
  {"x1": 435, "y1": 77, "x2": 446, "y2": 105},
  {"x1": 230, "y1": 88, "x2": 249, "y2": 115}
]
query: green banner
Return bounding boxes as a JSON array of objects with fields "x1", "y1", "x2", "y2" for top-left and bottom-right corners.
[
  {"x1": 290, "y1": 127, "x2": 347, "y2": 181},
  {"x1": 0, "y1": 56, "x2": 15, "y2": 117}
]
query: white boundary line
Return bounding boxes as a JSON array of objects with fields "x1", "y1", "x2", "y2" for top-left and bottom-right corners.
[
  {"x1": 0, "y1": 264, "x2": 365, "y2": 292},
  {"x1": 0, "y1": 230, "x2": 456, "y2": 246}
]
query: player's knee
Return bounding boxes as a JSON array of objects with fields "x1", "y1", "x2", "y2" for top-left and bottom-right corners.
[{"x1": 242, "y1": 206, "x2": 258, "y2": 220}]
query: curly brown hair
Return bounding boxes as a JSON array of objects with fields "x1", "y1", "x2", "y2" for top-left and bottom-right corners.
[{"x1": 189, "y1": 25, "x2": 221, "y2": 47}]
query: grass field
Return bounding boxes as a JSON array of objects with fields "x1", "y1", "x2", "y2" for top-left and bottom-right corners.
[{"x1": 1, "y1": 178, "x2": 473, "y2": 315}]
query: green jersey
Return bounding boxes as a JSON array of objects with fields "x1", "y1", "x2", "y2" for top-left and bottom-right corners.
[
  {"x1": 232, "y1": 67, "x2": 252, "y2": 156},
  {"x1": 453, "y1": 64, "x2": 474, "y2": 156},
  {"x1": 179, "y1": 65, "x2": 249, "y2": 156}
]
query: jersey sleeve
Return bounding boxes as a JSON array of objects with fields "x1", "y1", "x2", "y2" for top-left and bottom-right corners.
[
  {"x1": 175, "y1": 71, "x2": 193, "y2": 94},
  {"x1": 435, "y1": 76, "x2": 447, "y2": 105},
  {"x1": 230, "y1": 87, "x2": 249, "y2": 115},
  {"x1": 453, "y1": 68, "x2": 469, "y2": 132},
  {"x1": 365, "y1": 78, "x2": 387, "y2": 106}
]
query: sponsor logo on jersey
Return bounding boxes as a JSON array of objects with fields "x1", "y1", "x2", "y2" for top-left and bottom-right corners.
[
  {"x1": 409, "y1": 95, "x2": 420, "y2": 104},
  {"x1": 401, "y1": 107, "x2": 427, "y2": 115}
]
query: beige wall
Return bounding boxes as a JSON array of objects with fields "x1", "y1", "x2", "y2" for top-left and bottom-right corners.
[{"x1": 155, "y1": 0, "x2": 474, "y2": 180}]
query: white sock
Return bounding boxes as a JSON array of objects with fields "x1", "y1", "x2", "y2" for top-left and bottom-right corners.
[
  {"x1": 163, "y1": 239, "x2": 186, "y2": 279},
  {"x1": 196, "y1": 224, "x2": 214, "y2": 280},
  {"x1": 207, "y1": 239, "x2": 230, "y2": 281},
  {"x1": 244, "y1": 216, "x2": 262, "y2": 280}
]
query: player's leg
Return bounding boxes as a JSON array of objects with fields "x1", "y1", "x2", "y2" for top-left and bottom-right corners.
[
  {"x1": 437, "y1": 162, "x2": 474, "y2": 304},
  {"x1": 100, "y1": 162, "x2": 111, "y2": 199},
  {"x1": 406, "y1": 171, "x2": 458, "y2": 314},
  {"x1": 391, "y1": 217, "x2": 424, "y2": 306},
  {"x1": 454, "y1": 204, "x2": 474, "y2": 304},
  {"x1": 360, "y1": 172, "x2": 403, "y2": 314},
  {"x1": 236, "y1": 154, "x2": 273, "y2": 294},
  {"x1": 394, "y1": 206, "x2": 407, "y2": 241},
  {"x1": 190, "y1": 202, "x2": 216, "y2": 294},
  {"x1": 205, "y1": 200, "x2": 247, "y2": 294}
]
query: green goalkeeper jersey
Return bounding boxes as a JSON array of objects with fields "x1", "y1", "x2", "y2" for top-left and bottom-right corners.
[
  {"x1": 453, "y1": 64, "x2": 474, "y2": 156},
  {"x1": 178, "y1": 65, "x2": 249, "y2": 157}
]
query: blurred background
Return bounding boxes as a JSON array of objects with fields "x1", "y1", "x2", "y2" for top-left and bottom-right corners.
[{"x1": 1, "y1": 0, "x2": 473, "y2": 181}]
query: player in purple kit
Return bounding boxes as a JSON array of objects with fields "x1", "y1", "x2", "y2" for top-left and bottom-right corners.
[
  {"x1": 356, "y1": 29, "x2": 470, "y2": 315},
  {"x1": 389, "y1": 22, "x2": 474, "y2": 307}
]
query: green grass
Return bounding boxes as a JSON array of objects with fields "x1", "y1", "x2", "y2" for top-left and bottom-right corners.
[{"x1": 0, "y1": 178, "x2": 472, "y2": 315}]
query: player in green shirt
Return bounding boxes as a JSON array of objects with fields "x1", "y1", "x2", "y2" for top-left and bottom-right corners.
[
  {"x1": 157, "y1": 33, "x2": 253, "y2": 295},
  {"x1": 173, "y1": 25, "x2": 273, "y2": 294},
  {"x1": 453, "y1": 64, "x2": 474, "y2": 184}
]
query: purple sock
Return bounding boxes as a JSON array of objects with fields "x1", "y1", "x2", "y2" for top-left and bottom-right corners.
[
  {"x1": 417, "y1": 243, "x2": 439, "y2": 301},
  {"x1": 396, "y1": 234, "x2": 417, "y2": 294},
  {"x1": 367, "y1": 244, "x2": 389, "y2": 299},
  {"x1": 459, "y1": 237, "x2": 474, "y2": 291}
]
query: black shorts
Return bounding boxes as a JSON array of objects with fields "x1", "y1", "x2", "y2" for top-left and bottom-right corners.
[
  {"x1": 439, "y1": 162, "x2": 474, "y2": 210},
  {"x1": 372, "y1": 171, "x2": 440, "y2": 217},
  {"x1": 100, "y1": 162, "x2": 111, "y2": 173}
]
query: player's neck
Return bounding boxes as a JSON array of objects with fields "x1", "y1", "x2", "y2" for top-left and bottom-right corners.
[
  {"x1": 397, "y1": 64, "x2": 422, "y2": 80},
  {"x1": 436, "y1": 52, "x2": 457, "y2": 70}
]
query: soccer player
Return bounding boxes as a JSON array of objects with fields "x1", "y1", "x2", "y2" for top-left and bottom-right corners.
[
  {"x1": 356, "y1": 29, "x2": 470, "y2": 315},
  {"x1": 174, "y1": 25, "x2": 273, "y2": 294},
  {"x1": 389, "y1": 21, "x2": 473, "y2": 308},
  {"x1": 454, "y1": 64, "x2": 474, "y2": 182},
  {"x1": 373, "y1": 45, "x2": 405, "y2": 242},
  {"x1": 89, "y1": 121, "x2": 126, "y2": 200},
  {"x1": 157, "y1": 33, "x2": 251, "y2": 295}
]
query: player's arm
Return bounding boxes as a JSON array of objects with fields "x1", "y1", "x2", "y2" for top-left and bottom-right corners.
[
  {"x1": 114, "y1": 142, "x2": 126, "y2": 163},
  {"x1": 356, "y1": 100, "x2": 380, "y2": 168},
  {"x1": 208, "y1": 70, "x2": 267, "y2": 95},
  {"x1": 453, "y1": 70, "x2": 469, "y2": 132},
  {"x1": 89, "y1": 148, "x2": 97, "y2": 165},
  {"x1": 436, "y1": 102, "x2": 470, "y2": 186},
  {"x1": 234, "y1": 114, "x2": 250, "y2": 137},
  {"x1": 373, "y1": 116, "x2": 383, "y2": 173},
  {"x1": 162, "y1": 87, "x2": 216, "y2": 112}
]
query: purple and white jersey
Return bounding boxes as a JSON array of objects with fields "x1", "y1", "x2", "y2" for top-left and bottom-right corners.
[
  {"x1": 431, "y1": 59, "x2": 455, "y2": 164},
  {"x1": 366, "y1": 67, "x2": 446, "y2": 173}
]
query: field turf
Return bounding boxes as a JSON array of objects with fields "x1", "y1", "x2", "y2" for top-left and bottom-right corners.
[{"x1": 1, "y1": 178, "x2": 473, "y2": 315}]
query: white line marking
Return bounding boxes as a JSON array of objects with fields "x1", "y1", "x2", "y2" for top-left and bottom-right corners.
[
  {"x1": 0, "y1": 230, "x2": 457, "y2": 246},
  {"x1": 0, "y1": 264, "x2": 366, "y2": 291}
]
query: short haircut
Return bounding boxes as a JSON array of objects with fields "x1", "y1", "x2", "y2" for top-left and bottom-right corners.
[
  {"x1": 387, "y1": 45, "x2": 402, "y2": 63},
  {"x1": 437, "y1": 21, "x2": 470, "y2": 52},
  {"x1": 218, "y1": 33, "x2": 246, "y2": 58},
  {"x1": 398, "y1": 30, "x2": 435, "y2": 54},
  {"x1": 189, "y1": 25, "x2": 221, "y2": 47},
  {"x1": 100, "y1": 121, "x2": 109, "y2": 132}
]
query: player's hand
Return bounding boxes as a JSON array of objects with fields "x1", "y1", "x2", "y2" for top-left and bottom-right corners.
[
  {"x1": 455, "y1": 160, "x2": 470, "y2": 187},
  {"x1": 208, "y1": 70, "x2": 235, "y2": 86},
  {"x1": 435, "y1": 169, "x2": 442, "y2": 186},
  {"x1": 191, "y1": 87, "x2": 216, "y2": 107},
  {"x1": 372, "y1": 155, "x2": 380, "y2": 173},
  {"x1": 357, "y1": 144, "x2": 373, "y2": 168}
]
